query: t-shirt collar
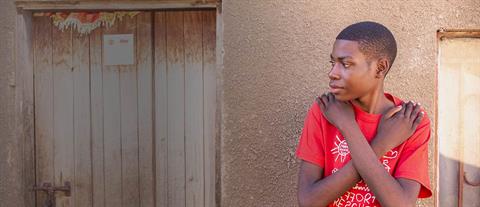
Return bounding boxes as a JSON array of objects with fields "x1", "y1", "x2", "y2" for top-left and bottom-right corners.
[{"x1": 350, "y1": 93, "x2": 402, "y2": 123}]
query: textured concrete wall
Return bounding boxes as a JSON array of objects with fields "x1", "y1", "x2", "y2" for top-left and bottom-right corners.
[
  {"x1": 221, "y1": 0, "x2": 480, "y2": 206},
  {"x1": 0, "y1": 0, "x2": 24, "y2": 206}
]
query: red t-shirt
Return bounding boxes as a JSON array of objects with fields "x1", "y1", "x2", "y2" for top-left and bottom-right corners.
[{"x1": 296, "y1": 93, "x2": 432, "y2": 207}]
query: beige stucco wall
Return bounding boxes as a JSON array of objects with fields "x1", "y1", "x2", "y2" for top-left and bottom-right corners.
[{"x1": 220, "y1": 0, "x2": 480, "y2": 206}]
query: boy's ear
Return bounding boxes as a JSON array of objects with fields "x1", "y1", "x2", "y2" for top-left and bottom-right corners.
[{"x1": 375, "y1": 57, "x2": 390, "y2": 78}]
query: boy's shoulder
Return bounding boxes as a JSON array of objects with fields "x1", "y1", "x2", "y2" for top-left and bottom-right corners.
[
  {"x1": 306, "y1": 93, "x2": 431, "y2": 128},
  {"x1": 389, "y1": 93, "x2": 430, "y2": 128}
]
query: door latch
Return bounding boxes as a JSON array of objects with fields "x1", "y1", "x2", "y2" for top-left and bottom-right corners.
[{"x1": 33, "y1": 182, "x2": 71, "y2": 207}]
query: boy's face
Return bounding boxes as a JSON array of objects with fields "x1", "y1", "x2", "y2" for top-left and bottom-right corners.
[{"x1": 328, "y1": 39, "x2": 380, "y2": 101}]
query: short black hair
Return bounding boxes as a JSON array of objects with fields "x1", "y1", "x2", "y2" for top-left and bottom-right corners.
[{"x1": 336, "y1": 21, "x2": 397, "y2": 70}]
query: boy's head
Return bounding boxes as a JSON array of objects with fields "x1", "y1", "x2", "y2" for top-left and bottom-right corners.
[
  {"x1": 329, "y1": 21, "x2": 397, "y2": 101},
  {"x1": 336, "y1": 21, "x2": 397, "y2": 69}
]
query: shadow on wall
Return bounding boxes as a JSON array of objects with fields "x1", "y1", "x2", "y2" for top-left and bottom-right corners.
[{"x1": 439, "y1": 153, "x2": 480, "y2": 207}]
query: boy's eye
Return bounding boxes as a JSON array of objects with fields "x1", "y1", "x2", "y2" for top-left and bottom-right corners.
[{"x1": 342, "y1": 62, "x2": 351, "y2": 68}]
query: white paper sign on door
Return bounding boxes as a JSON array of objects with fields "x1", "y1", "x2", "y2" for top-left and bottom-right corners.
[{"x1": 103, "y1": 34, "x2": 134, "y2": 66}]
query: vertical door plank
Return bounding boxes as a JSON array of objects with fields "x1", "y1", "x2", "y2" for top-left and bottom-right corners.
[
  {"x1": 72, "y1": 29, "x2": 92, "y2": 207},
  {"x1": 19, "y1": 12, "x2": 36, "y2": 207},
  {"x1": 154, "y1": 11, "x2": 168, "y2": 207},
  {"x1": 52, "y1": 26, "x2": 74, "y2": 207},
  {"x1": 103, "y1": 22, "x2": 123, "y2": 207},
  {"x1": 184, "y1": 10, "x2": 205, "y2": 207},
  {"x1": 33, "y1": 16, "x2": 54, "y2": 207},
  {"x1": 166, "y1": 11, "x2": 186, "y2": 207},
  {"x1": 118, "y1": 15, "x2": 141, "y2": 207},
  {"x1": 137, "y1": 12, "x2": 155, "y2": 207},
  {"x1": 203, "y1": 10, "x2": 217, "y2": 207},
  {"x1": 90, "y1": 27, "x2": 105, "y2": 207}
]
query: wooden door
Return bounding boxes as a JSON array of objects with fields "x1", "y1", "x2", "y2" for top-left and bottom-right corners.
[
  {"x1": 438, "y1": 37, "x2": 480, "y2": 207},
  {"x1": 33, "y1": 10, "x2": 216, "y2": 207}
]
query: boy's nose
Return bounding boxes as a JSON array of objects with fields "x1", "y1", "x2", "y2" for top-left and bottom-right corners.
[{"x1": 328, "y1": 64, "x2": 341, "y2": 80}]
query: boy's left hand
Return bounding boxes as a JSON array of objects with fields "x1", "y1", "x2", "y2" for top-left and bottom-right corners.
[
  {"x1": 374, "y1": 101, "x2": 424, "y2": 151},
  {"x1": 316, "y1": 92, "x2": 356, "y2": 130}
]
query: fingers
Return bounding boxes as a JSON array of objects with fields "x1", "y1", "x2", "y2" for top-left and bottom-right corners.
[
  {"x1": 317, "y1": 93, "x2": 329, "y2": 113},
  {"x1": 412, "y1": 111, "x2": 424, "y2": 130},
  {"x1": 385, "y1": 105, "x2": 403, "y2": 118},
  {"x1": 316, "y1": 96, "x2": 325, "y2": 112},
  {"x1": 395, "y1": 102, "x2": 406, "y2": 117},
  {"x1": 321, "y1": 93, "x2": 329, "y2": 105},
  {"x1": 326, "y1": 92, "x2": 334, "y2": 102},
  {"x1": 404, "y1": 101, "x2": 414, "y2": 117},
  {"x1": 410, "y1": 102, "x2": 421, "y2": 120}
]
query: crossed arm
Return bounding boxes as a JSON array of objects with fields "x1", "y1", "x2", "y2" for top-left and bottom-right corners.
[{"x1": 297, "y1": 94, "x2": 424, "y2": 207}]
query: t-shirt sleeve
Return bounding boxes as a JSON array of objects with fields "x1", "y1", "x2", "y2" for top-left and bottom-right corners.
[
  {"x1": 393, "y1": 116, "x2": 432, "y2": 198},
  {"x1": 295, "y1": 103, "x2": 326, "y2": 168}
]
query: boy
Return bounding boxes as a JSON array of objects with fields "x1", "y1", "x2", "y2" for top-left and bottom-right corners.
[{"x1": 296, "y1": 22, "x2": 432, "y2": 207}]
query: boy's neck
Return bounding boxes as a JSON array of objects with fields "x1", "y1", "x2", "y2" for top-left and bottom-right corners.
[{"x1": 351, "y1": 88, "x2": 394, "y2": 115}]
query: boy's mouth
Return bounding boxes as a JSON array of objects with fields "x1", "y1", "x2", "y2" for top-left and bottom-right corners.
[{"x1": 329, "y1": 84, "x2": 344, "y2": 94}]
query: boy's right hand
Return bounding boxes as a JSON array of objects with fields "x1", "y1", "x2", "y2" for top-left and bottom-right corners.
[
  {"x1": 316, "y1": 93, "x2": 356, "y2": 131},
  {"x1": 374, "y1": 101, "x2": 424, "y2": 153}
]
